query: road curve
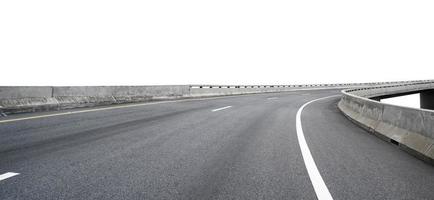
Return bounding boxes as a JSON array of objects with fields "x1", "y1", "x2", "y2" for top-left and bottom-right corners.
[{"x1": 0, "y1": 89, "x2": 433, "y2": 200}]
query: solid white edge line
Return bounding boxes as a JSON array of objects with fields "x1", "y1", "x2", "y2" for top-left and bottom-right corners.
[
  {"x1": 211, "y1": 106, "x2": 232, "y2": 112},
  {"x1": 296, "y1": 95, "x2": 340, "y2": 200},
  {"x1": 0, "y1": 172, "x2": 20, "y2": 181}
]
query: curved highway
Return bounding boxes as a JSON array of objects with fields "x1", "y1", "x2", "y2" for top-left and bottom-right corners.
[{"x1": 0, "y1": 89, "x2": 433, "y2": 199}]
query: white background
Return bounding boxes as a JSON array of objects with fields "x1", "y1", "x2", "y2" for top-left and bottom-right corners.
[
  {"x1": 1, "y1": 0, "x2": 433, "y2": 86},
  {"x1": 381, "y1": 93, "x2": 420, "y2": 108}
]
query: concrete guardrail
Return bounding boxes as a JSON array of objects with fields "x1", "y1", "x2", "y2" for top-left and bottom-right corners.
[{"x1": 338, "y1": 80, "x2": 434, "y2": 164}]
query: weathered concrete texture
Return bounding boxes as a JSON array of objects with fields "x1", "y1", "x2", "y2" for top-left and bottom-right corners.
[
  {"x1": 0, "y1": 86, "x2": 191, "y2": 115},
  {"x1": 338, "y1": 80, "x2": 434, "y2": 164},
  {"x1": 0, "y1": 97, "x2": 60, "y2": 114},
  {"x1": 420, "y1": 89, "x2": 434, "y2": 110},
  {"x1": 0, "y1": 86, "x2": 52, "y2": 99},
  {"x1": 51, "y1": 86, "x2": 191, "y2": 110},
  {"x1": 53, "y1": 86, "x2": 190, "y2": 98}
]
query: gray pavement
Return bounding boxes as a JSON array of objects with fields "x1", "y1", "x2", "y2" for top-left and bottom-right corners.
[{"x1": 0, "y1": 90, "x2": 433, "y2": 199}]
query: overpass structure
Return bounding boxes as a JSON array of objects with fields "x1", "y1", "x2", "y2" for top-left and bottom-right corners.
[
  {"x1": 339, "y1": 80, "x2": 434, "y2": 164},
  {"x1": 0, "y1": 80, "x2": 433, "y2": 199}
]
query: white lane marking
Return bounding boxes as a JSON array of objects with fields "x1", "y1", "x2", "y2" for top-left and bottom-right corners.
[
  {"x1": 0, "y1": 172, "x2": 19, "y2": 181},
  {"x1": 296, "y1": 95, "x2": 340, "y2": 200},
  {"x1": 267, "y1": 97, "x2": 279, "y2": 100},
  {"x1": 211, "y1": 106, "x2": 232, "y2": 112}
]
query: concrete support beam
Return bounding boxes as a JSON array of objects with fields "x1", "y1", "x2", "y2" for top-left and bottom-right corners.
[{"x1": 420, "y1": 90, "x2": 434, "y2": 110}]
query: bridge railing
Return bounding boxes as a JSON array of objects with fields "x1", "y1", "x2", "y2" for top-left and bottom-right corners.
[{"x1": 338, "y1": 80, "x2": 434, "y2": 164}]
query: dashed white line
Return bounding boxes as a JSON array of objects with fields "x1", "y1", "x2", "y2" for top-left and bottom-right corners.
[
  {"x1": 0, "y1": 172, "x2": 20, "y2": 181},
  {"x1": 211, "y1": 106, "x2": 232, "y2": 112},
  {"x1": 267, "y1": 97, "x2": 279, "y2": 100},
  {"x1": 296, "y1": 95, "x2": 339, "y2": 200}
]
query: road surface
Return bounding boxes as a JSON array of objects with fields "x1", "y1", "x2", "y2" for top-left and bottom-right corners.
[{"x1": 0, "y1": 89, "x2": 433, "y2": 199}]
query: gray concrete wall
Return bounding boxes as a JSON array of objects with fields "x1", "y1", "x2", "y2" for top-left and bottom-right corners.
[
  {"x1": 0, "y1": 86, "x2": 56, "y2": 114},
  {"x1": 53, "y1": 86, "x2": 189, "y2": 97},
  {"x1": 0, "y1": 86, "x2": 192, "y2": 114},
  {"x1": 0, "y1": 86, "x2": 52, "y2": 99},
  {"x1": 338, "y1": 80, "x2": 434, "y2": 164}
]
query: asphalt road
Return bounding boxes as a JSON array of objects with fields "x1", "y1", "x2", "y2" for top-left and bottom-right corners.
[{"x1": 0, "y1": 89, "x2": 433, "y2": 200}]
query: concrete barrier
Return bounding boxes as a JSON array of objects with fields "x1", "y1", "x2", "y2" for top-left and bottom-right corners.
[
  {"x1": 0, "y1": 86, "x2": 56, "y2": 114},
  {"x1": 0, "y1": 81, "x2": 421, "y2": 115},
  {"x1": 0, "y1": 86, "x2": 191, "y2": 114},
  {"x1": 338, "y1": 80, "x2": 434, "y2": 164}
]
